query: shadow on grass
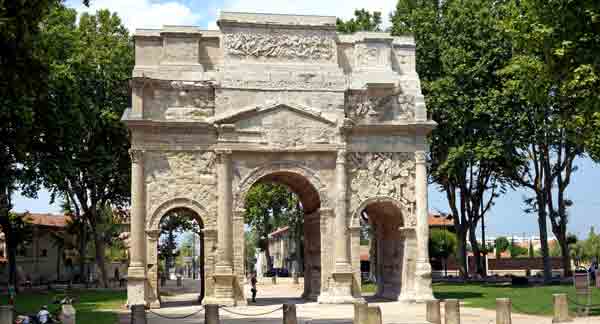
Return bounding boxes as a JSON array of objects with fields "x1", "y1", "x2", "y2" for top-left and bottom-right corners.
[{"x1": 433, "y1": 291, "x2": 484, "y2": 300}]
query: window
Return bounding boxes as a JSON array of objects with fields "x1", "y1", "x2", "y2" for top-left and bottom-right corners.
[{"x1": 40, "y1": 249, "x2": 48, "y2": 257}]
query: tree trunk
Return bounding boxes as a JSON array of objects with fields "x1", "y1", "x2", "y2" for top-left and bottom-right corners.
[
  {"x1": 93, "y1": 230, "x2": 109, "y2": 288},
  {"x1": 455, "y1": 227, "x2": 469, "y2": 279},
  {"x1": 557, "y1": 233, "x2": 572, "y2": 277},
  {"x1": 536, "y1": 199, "x2": 552, "y2": 283},
  {"x1": 468, "y1": 222, "x2": 483, "y2": 277},
  {"x1": 369, "y1": 225, "x2": 377, "y2": 282},
  {"x1": 265, "y1": 241, "x2": 273, "y2": 272},
  {"x1": 78, "y1": 221, "x2": 87, "y2": 284},
  {"x1": 7, "y1": 231, "x2": 19, "y2": 292},
  {"x1": 56, "y1": 245, "x2": 62, "y2": 281}
]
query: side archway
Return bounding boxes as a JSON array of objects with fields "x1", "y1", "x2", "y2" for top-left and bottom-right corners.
[
  {"x1": 351, "y1": 196, "x2": 416, "y2": 300},
  {"x1": 144, "y1": 197, "x2": 212, "y2": 308},
  {"x1": 147, "y1": 197, "x2": 209, "y2": 232}
]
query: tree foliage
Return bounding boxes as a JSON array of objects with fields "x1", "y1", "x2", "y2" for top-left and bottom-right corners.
[
  {"x1": 429, "y1": 229, "x2": 457, "y2": 260},
  {"x1": 244, "y1": 183, "x2": 300, "y2": 271},
  {"x1": 336, "y1": 9, "x2": 382, "y2": 34},
  {"x1": 494, "y1": 236, "x2": 510, "y2": 258},
  {"x1": 26, "y1": 5, "x2": 133, "y2": 287},
  {"x1": 497, "y1": 0, "x2": 600, "y2": 279},
  {"x1": 391, "y1": 0, "x2": 518, "y2": 278}
]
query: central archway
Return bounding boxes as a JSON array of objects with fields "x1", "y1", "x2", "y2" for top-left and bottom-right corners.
[{"x1": 234, "y1": 162, "x2": 327, "y2": 302}]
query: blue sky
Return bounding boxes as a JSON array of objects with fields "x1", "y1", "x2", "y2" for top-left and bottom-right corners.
[
  {"x1": 16, "y1": 0, "x2": 600, "y2": 239},
  {"x1": 65, "y1": 0, "x2": 398, "y2": 32}
]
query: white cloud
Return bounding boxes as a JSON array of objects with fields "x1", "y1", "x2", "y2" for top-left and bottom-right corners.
[
  {"x1": 207, "y1": 0, "x2": 397, "y2": 30},
  {"x1": 69, "y1": 0, "x2": 202, "y2": 32}
]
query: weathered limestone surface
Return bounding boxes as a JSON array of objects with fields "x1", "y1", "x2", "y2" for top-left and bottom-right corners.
[{"x1": 122, "y1": 11, "x2": 436, "y2": 306}]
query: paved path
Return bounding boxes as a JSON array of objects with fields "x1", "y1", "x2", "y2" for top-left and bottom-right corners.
[{"x1": 119, "y1": 280, "x2": 600, "y2": 324}]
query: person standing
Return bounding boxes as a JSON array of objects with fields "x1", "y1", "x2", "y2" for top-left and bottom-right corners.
[{"x1": 250, "y1": 272, "x2": 258, "y2": 302}]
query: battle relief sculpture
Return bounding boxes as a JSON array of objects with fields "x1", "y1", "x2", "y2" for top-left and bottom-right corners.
[
  {"x1": 224, "y1": 32, "x2": 336, "y2": 61},
  {"x1": 123, "y1": 11, "x2": 436, "y2": 307}
]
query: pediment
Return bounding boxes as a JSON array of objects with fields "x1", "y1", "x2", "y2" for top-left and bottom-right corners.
[
  {"x1": 210, "y1": 103, "x2": 338, "y2": 147},
  {"x1": 209, "y1": 102, "x2": 337, "y2": 126}
]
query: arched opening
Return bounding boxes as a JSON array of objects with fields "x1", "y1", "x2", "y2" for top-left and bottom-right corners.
[
  {"x1": 154, "y1": 207, "x2": 205, "y2": 307},
  {"x1": 241, "y1": 170, "x2": 323, "y2": 304},
  {"x1": 358, "y1": 199, "x2": 406, "y2": 300}
]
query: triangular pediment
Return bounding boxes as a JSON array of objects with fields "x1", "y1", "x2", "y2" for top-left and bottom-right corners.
[
  {"x1": 210, "y1": 102, "x2": 338, "y2": 147},
  {"x1": 209, "y1": 102, "x2": 337, "y2": 126}
]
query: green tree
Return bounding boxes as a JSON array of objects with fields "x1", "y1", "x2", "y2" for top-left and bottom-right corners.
[
  {"x1": 244, "y1": 183, "x2": 296, "y2": 272},
  {"x1": 158, "y1": 210, "x2": 200, "y2": 273},
  {"x1": 336, "y1": 9, "x2": 382, "y2": 33},
  {"x1": 391, "y1": 0, "x2": 518, "y2": 278},
  {"x1": 0, "y1": 0, "x2": 62, "y2": 292},
  {"x1": 497, "y1": 0, "x2": 600, "y2": 280},
  {"x1": 27, "y1": 5, "x2": 133, "y2": 287},
  {"x1": 494, "y1": 236, "x2": 510, "y2": 259},
  {"x1": 245, "y1": 230, "x2": 258, "y2": 274},
  {"x1": 429, "y1": 229, "x2": 457, "y2": 276},
  {"x1": 509, "y1": 243, "x2": 528, "y2": 258}
]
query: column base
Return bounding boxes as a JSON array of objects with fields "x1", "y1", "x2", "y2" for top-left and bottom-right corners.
[
  {"x1": 127, "y1": 266, "x2": 147, "y2": 307},
  {"x1": 204, "y1": 272, "x2": 236, "y2": 306},
  {"x1": 318, "y1": 272, "x2": 357, "y2": 304},
  {"x1": 414, "y1": 261, "x2": 434, "y2": 301}
]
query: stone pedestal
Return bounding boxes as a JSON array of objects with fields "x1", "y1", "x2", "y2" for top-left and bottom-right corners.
[
  {"x1": 496, "y1": 298, "x2": 512, "y2": 324},
  {"x1": 553, "y1": 294, "x2": 571, "y2": 323},
  {"x1": 318, "y1": 272, "x2": 356, "y2": 303},
  {"x1": 283, "y1": 304, "x2": 298, "y2": 324},
  {"x1": 444, "y1": 299, "x2": 460, "y2": 324},
  {"x1": 0, "y1": 305, "x2": 14, "y2": 324},
  {"x1": 426, "y1": 299, "x2": 441, "y2": 324}
]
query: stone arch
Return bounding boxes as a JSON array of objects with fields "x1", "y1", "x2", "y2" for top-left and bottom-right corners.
[
  {"x1": 147, "y1": 197, "x2": 209, "y2": 232},
  {"x1": 144, "y1": 197, "x2": 212, "y2": 308},
  {"x1": 234, "y1": 160, "x2": 329, "y2": 213},
  {"x1": 351, "y1": 195, "x2": 415, "y2": 300},
  {"x1": 350, "y1": 196, "x2": 415, "y2": 228}
]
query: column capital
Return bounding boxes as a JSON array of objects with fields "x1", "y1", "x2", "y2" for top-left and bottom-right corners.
[
  {"x1": 215, "y1": 149, "x2": 232, "y2": 162},
  {"x1": 129, "y1": 149, "x2": 145, "y2": 164},
  {"x1": 145, "y1": 229, "x2": 160, "y2": 240},
  {"x1": 415, "y1": 151, "x2": 427, "y2": 164},
  {"x1": 336, "y1": 149, "x2": 347, "y2": 164}
]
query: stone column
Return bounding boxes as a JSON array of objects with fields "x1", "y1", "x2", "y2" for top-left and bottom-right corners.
[
  {"x1": 216, "y1": 149, "x2": 233, "y2": 272},
  {"x1": 128, "y1": 149, "x2": 147, "y2": 306},
  {"x1": 414, "y1": 150, "x2": 433, "y2": 300},
  {"x1": 208, "y1": 149, "x2": 236, "y2": 305},
  {"x1": 335, "y1": 149, "x2": 351, "y2": 271},
  {"x1": 145, "y1": 230, "x2": 161, "y2": 309},
  {"x1": 321, "y1": 150, "x2": 354, "y2": 303}
]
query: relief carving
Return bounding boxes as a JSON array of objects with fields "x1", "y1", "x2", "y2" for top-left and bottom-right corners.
[
  {"x1": 156, "y1": 82, "x2": 215, "y2": 120},
  {"x1": 346, "y1": 90, "x2": 415, "y2": 123},
  {"x1": 224, "y1": 33, "x2": 335, "y2": 61},
  {"x1": 348, "y1": 152, "x2": 416, "y2": 226}
]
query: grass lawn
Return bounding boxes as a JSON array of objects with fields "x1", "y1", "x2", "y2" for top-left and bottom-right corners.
[
  {"x1": 363, "y1": 282, "x2": 600, "y2": 316},
  {"x1": 1, "y1": 289, "x2": 126, "y2": 324}
]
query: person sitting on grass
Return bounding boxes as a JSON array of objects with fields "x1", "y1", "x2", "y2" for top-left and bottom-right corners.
[{"x1": 37, "y1": 305, "x2": 53, "y2": 324}]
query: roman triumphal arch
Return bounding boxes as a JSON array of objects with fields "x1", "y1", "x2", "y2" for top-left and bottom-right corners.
[{"x1": 122, "y1": 11, "x2": 436, "y2": 307}]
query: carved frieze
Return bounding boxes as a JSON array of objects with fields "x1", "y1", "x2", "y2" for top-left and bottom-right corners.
[
  {"x1": 345, "y1": 90, "x2": 415, "y2": 123},
  {"x1": 223, "y1": 33, "x2": 335, "y2": 61},
  {"x1": 153, "y1": 82, "x2": 215, "y2": 120},
  {"x1": 348, "y1": 152, "x2": 416, "y2": 226}
]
